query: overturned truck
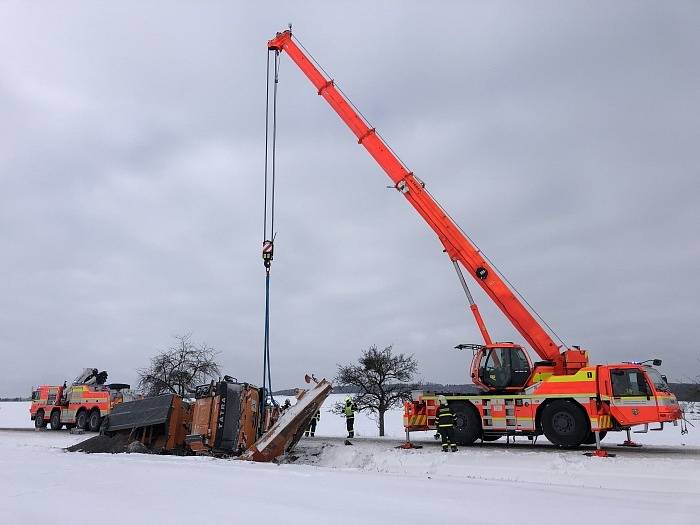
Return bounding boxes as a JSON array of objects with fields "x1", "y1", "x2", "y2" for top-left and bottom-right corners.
[{"x1": 68, "y1": 376, "x2": 331, "y2": 462}]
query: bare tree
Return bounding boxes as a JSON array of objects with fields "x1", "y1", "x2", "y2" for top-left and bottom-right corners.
[
  {"x1": 138, "y1": 333, "x2": 221, "y2": 397},
  {"x1": 335, "y1": 345, "x2": 418, "y2": 436}
]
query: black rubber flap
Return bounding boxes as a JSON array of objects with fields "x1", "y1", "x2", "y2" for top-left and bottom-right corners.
[
  {"x1": 214, "y1": 383, "x2": 242, "y2": 452},
  {"x1": 106, "y1": 394, "x2": 174, "y2": 431}
]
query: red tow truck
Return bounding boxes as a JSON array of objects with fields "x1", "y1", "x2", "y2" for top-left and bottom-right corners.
[{"x1": 30, "y1": 368, "x2": 136, "y2": 432}]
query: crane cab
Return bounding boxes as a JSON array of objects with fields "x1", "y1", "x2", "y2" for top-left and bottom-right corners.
[{"x1": 468, "y1": 343, "x2": 533, "y2": 392}]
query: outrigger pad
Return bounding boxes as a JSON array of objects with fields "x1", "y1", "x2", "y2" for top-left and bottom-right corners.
[{"x1": 105, "y1": 394, "x2": 175, "y2": 431}]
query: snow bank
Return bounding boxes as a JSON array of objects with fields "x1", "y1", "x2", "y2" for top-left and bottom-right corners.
[
  {"x1": 1, "y1": 429, "x2": 698, "y2": 525},
  {"x1": 0, "y1": 401, "x2": 31, "y2": 428}
]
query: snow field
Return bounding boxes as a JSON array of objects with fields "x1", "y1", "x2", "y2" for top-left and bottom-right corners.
[{"x1": 2, "y1": 397, "x2": 699, "y2": 524}]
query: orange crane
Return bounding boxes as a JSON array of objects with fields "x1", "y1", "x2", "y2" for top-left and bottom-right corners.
[{"x1": 267, "y1": 29, "x2": 684, "y2": 451}]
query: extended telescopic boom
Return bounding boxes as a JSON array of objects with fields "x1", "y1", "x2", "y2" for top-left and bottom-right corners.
[{"x1": 268, "y1": 30, "x2": 580, "y2": 372}]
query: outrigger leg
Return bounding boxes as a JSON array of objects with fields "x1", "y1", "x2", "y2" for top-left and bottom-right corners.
[
  {"x1": 618, "y1": 428, "x2": 642, "y2": 447},
  {"x1": 584, "y1": 430, "x2": 616, "y2": 458},
  {"x1": 397, "y1": 429, "x2": 422, "y2": 449}
]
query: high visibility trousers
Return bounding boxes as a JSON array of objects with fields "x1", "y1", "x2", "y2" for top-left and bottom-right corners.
[
  {"x1": 305, "y1": 417, "x2": 317, "y2": 437},
  {"x1": 346, "y1": 416, "x2": 355, "y2": 438},
  {"x1": 440, "y1": 426, "x2": 456, "y2": 450}
]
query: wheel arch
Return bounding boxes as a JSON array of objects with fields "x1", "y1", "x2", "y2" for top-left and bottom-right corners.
[{"x1": 448, "y1": 399, "x2": 481, "y2": 418}]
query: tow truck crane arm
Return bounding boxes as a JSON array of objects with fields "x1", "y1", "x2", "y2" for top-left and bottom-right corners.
[{"x1": 268, "y1": 30, "x2": 584, "y2": 374}]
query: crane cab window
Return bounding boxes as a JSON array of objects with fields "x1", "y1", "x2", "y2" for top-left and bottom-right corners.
[
  {"x1": 611, "y1": 369, "x2": 652, "y2": 397},
  {"x1": 479, "y1": 347, "x2": 531, "y2": 390}
]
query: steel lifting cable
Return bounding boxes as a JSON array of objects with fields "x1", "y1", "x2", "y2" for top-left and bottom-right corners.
[{"x1": 261, "y1": 49, "x2": 281, "y2": 408}]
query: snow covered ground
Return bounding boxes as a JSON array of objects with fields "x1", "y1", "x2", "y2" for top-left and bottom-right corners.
[{"x1": 2, "y1": 398, "x2": 699, "y2": 524}]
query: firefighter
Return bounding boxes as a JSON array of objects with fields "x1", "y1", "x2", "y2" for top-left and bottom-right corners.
[
  {"x1": 304, "y1": 409, "x2": 320, "y2": 437},
  {"x1": 435, "y1": 395, "x2": 457, "y2": 452},
  {"x1": 282, "y1": 399, "x2": 291, "y2": 411},
  {"x1": 343, "y1": 396, "x2": 357, "y2": 438}
]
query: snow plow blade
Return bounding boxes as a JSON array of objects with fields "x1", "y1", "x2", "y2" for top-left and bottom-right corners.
[
  {"x1": 101, "y1": 393, "x2": 190, "y2": 453},
  {"x1": 106, "y1": 394, "x2": 175, "y2": 431},
  {"x1": 241, "y1": 378, "x2": 332, "y2": 462}
]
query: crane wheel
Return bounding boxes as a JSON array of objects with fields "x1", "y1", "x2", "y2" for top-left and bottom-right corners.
[
  {"x1": 34, "y1": 410, "x2": 46, "y2": 428},
  {"x1": 50, "y1": 410, "x2": 63, "y2": 431},
  {"x1": 582, "y1": 430, "x2": 607, "y2": 445},
  {"x1": 88, "y1": 410, "x2": 101, "y2": 432},
  {"x1": 540, "y1": 400, "x2": 589, "y2": 448},
  {"x1": 76, "y1": 410, "x2": 88, "y2": 430},
  {"x1": 450, "y1": 401, "x2": 481, "y2": 446}
]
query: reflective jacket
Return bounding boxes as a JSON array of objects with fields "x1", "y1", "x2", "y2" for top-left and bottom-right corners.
[
  {"x1": 435, "y1": 405, "x2": 455, "y2": 428},
  {"x1": 344, "y1": 402, "x2": 356, "y2": 418}
]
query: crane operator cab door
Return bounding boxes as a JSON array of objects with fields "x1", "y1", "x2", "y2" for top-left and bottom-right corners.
[{"x1": 475, "y1": 346, "x2": 532, "y2": 391}]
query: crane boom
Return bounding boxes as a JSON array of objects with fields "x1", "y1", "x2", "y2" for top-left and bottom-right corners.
[{"x1": 268, "y1": 30, "x2": 573, "y2": 369}]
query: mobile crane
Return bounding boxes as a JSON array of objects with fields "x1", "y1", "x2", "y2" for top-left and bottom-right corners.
[{"x1": 267, "y1": 29, "x2": 683, "y2": 449}]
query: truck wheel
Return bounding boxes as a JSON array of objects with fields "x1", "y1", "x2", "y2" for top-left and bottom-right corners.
[
  {"x1": 88, "y1": 410, "x2": 101, "y2": 432},
  {"x1": 34, "y1": 410, "x2": 46, "y2": 428},
  {"x1": 582, "y1": 430, "x2": 607, "y2": 445},
  {"x1": 482, "y1": 435, "x2": 501, "y2": 441},
  {"x1": 451, "y1": 401, "x2": 482, "y2": 445},
  {"x1": 50, "y1": 410, "x2": 63, "y2": 430},
  {"x1": 540, "y1": 400, "x2": 589, "y2": 448},
  {"x1": 76, "y1": 410, "x2": 88, "y2": 430}
]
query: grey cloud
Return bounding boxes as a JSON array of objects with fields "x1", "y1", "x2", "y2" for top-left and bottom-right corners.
[{"x1": 1, "y1": 2, "x2": 699, "y2": 396}]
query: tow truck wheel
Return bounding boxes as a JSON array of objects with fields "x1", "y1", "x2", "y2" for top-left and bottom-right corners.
[
  {"x1": 450, "y1": 401, "x2": 482, "y2": 446},
  {"x1": 34, "y1": 410, "x2": 46, "y2": 428},
  {"x1": 76, "y1": 410, "x2": 88, "y2": 430},
  {"x1": 582, "y1": 430, "x2": 607, "y2": 445},
  {"x1": 540, "y1": 400, "x2": 588, "y2": 448},
  {"x1": 88, "y1": 410, "x2": 101, "y2": 432},
  {"x1": 50, "y1": 410, "x2": 63, "y2": 430}
]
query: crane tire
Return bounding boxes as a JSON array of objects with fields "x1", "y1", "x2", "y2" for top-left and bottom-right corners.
[
  {"x1": 35, "y1": 410, "x2": 46, "y2": 428},
  {"x1": 50, "y1": 410, "x2": 63, "y2": 430},
  {"x1": 88, "y1": 410, "x2": 101, "y2": 432},
  {"x1": 540, "y1": 399, "x2": 589, "y2": 448},
  {"x1": 450, "y1": 401, "x2": 482, "y2": 446},
  {"x1": 76, "y1": 409, "x2": 88, "y2": 430}
]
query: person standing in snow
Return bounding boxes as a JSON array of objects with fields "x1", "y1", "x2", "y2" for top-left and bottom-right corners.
[
  {"x1": 305, "y1": 409, "x2": 320, "y2": 437},
  {"x1": 343, "y1": 396, "x2": 357, "y2": 438},
  {"x1": 435, "y1": 395, "x2": 458, "y2": 452}
]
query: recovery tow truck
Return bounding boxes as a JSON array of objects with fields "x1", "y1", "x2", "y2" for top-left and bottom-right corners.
[{"x1": 31, "y1": 368, "x2": 136, "y2": 432}]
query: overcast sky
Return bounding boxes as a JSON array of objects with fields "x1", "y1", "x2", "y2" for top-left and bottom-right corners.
[{"x1": 1, "y1": 2, "x2": 699, "y2": 396}]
